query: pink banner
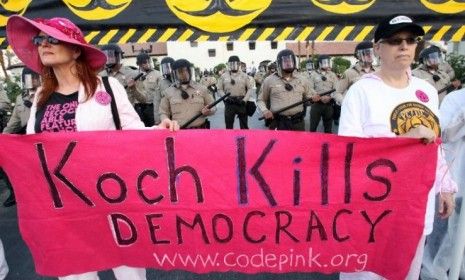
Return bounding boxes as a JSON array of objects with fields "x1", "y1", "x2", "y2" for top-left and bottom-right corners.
[{"x1": 0, "y1": 130, "x2": 437, "y2": 279}]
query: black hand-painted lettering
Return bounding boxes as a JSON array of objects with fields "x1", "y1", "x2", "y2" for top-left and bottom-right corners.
[
  {"x1": 109, "y1": 213, "x2": 138, "y2": 246},
  {"x1": 249, "y1": 140, "x2": 277, "y2": 206},
  {"x1": 344, "y1": 143, "x2": 354, "y2": 204},
  {"x1": 333, "y1": 209, "x2": 352, "y2": 242},
  {"x1": 321, "y1": 143, "x2": 329, "y2": 205},
  {"x1": 361, "y1": 210, "x2": 392, "y2": 243},
  {"x1": 212, "y1": 214, "x2": 233, "y2": 243},
  {"x1": 166, "y1": 137, "x2": 204, "y2": 203},
  {"x1": 275, "y1": 211, "x2": 299, "y2": 243},
  {"x1": 36, "y1": 142, "x2": 94, "y2": 208},
  {"x1": 293, "y1": 157, "x2": 302, "y2": 206},
  {"x1": 243, "y1": 211, "x2": 266, "y2": 243},
  {"x1": 364, "y1": 159, "x2": 397, "y2": 201},
  {"x1": 146, "y1": 214, "x2": 170, "y2": 244},
  {"x1": 306, "y1": 210, "x2": 328, "y2": 241},
  {"x1": 236, "y1": 137, "x2": 247, "y2": 204},
  {"x1": 137, "y1": 170, "x2": 163, "y2": 204},
  {"x1": 97, "y1": 173, "x2": 127, "y2": 203},
  {"x1": 176, "y1": 214, "x2": 210, "y2": 244}
]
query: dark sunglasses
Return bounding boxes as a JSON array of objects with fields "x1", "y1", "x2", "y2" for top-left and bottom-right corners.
[
  {"x1": 379, "y1": 37, "x2": 421, "y2": 46},
  {"x1": 32, "y1": 35, "x2": 60, "y2": 46}
]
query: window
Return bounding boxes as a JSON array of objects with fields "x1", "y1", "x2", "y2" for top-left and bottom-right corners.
[
  {"x1": 208, "y1": 49, "x2": 216, "y2": 57},
  {"x1": 249, "y1": 41, "x2": 256, "y2": 50},
  {"x1": 270, "y1": 41, "x2": 278, "y2": 49},
  {"x1": 190, "y1": 41, "x2": 198, "y2": 48},
  {"x1": 226, "y1": 42, "x2": 234, "y2": 51}
]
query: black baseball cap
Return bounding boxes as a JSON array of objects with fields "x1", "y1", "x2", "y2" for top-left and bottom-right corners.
[{"x1": 374, "y1": 15, "x2": 425, "y2": 43}]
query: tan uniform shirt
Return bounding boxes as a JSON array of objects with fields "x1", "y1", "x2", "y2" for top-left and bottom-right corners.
[
  {"x1": 136, "y1": 69, "x2": 162, "y2": 104},
  {"x1": 3, "y1": 93, "x2": 32, "y2": 134},
  {"x1": 334, "y1": 63, "x2": 376, "y2": 105},
  {"x1": 200, "y1": 76, "x2": 217, "y2": 87},
  {"x1": 309, "y1": 69, "x2": 338, "y2": 95},
  {"x1": 257, "y1": 73, "x2": 316, "y2": 116},
  {"x1": 439, "y1": 61, "x2": 455, "y2": 81},
  {"x1": 100, "y1": 65, "x2": 147, "y2": 105},
  {"x1": 217, "y1": 71, "x2": 254, "y2": 101},
  {"x1": 154, "y1": 78, "x2": 173, "y2": 122},
  {"x1": 159, "y1": 82, "x2": 216, "y2": 128},
  {"x1": 412, "y1": 65, "x2": 450, "y2": 102}
]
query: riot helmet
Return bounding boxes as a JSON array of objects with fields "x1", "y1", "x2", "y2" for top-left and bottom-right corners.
[
  {"x1": 160, "y1": 57, "x2": 175, "y2": 78},
  {"x1": 100, "y1": 44, "x2": 123, "y2": 69},
  {"x1": 268, "y1": 62, "x2": 277, "y2": 74},
  {"x1": 355, "y1": 41, "x2": 374, "y2": 64},
  {"x1": 318, "y1": 55, "x2": 331, "y2": 70},
  {"x1": 172, "y1": 59, "x2": 192, "y2": 86},
  {"x1": 136, "y1": 53, "x2": 151, "y2": 65},
  {"x1": 305, "y1": 61, "x2": 314, "y2": 72},
  {"x1": 228, "y1": 55, "x2": 240, "y2": 72},
  {"x1": 419, "y1": 46, "x2": 442, "y2": 68},
  {"x1": 277, "y1": 49, "x2": 296, "y2": 76}
]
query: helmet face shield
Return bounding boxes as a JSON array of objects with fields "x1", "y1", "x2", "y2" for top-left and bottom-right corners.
[
  {"x1": 305, "y1": 62, "x2": 314, "y2": 71},
  {"x1": 357, "y1": 48, "x2": 374, "y2": 64},
  {"x1": 228, "y1": 61, "x2": 240, "y2": 72},
  {"x1": 103, "y1": 49, "x2": 120, "y2": 68},
  {"x1": 161, "y1": 63, "x2": 172, "y2": 76},
  {"x1": 173, "y1": 67, "x2": 191, "y2": 84},
  {"x1": 279, "y1": 55, "x2": 295, "y2": 72},
  {"x1": 425, "y1": 52, "x2": 441, "y2": 67},
  {"x1": 319, "y1": 58, "x2": 331, "y2": 69}
]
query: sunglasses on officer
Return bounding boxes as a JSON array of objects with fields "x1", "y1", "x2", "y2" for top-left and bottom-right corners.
[
  {"x1": 379, "y1": 36, "x2": 421, "y2": 46},
  {"x1": 32, "y1": 35, "x2": 61, "y2": 46}
]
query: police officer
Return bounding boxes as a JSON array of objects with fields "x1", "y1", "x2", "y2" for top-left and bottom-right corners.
[
  {"x1": 200, "y1": 70, "x2": 217, "y2": 99},
  {"x1": 258, "y1": 49, "x2": 317, "y2": 131},
  {"x1": 159, "y1": 59, "x2": 216, "y2": 129},
  {"x1": 334, "y1": 41, "x2": 376, "y2": 106},
  {"x1": 254, "y1": 62, "x2": 268, "y2": 96},
  {"x1": 1, "y1": 67, "x2": 40, "y2": 207},
  {"x1": 413, "y1": 46, "x2": 450, "y2": 102},
  {"x1": 4, "y1": 67, "x2": 39, "y2": 134},
  {"x1": 266, "y1": 62, "x2": 277, "y2": 78},
  {"x1": 100, "y1": 44, "x2": 147, "y2": 105},
  {"x1": 134, "y1": 52, "x2": 162, "y2": 126},
  {"x1": 217, "y1": 55, "x2": 254, "y2": 129},
  {"x1": 155, "y1": 56, "x2": 176, "y2": 118},
  {"x1": 309, "y1": 55, "x2": 338, "y2": 133}
]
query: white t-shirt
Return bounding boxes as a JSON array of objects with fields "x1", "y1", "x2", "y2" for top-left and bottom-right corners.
[{"x1": 339, "y1": 73, "x2": 440, "y2": 234}]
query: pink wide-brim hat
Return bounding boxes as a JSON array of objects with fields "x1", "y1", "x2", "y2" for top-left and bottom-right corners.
[{"x1": 6, "y1": 15, "x2": 107, "y2": 74}]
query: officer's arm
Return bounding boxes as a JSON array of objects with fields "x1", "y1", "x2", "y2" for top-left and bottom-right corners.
[
  {"x1": 216, "y1": 76, "x2": 225, "y2": 97},
  {"x1": 127, "y1": 79, "x2": 148, "y2": 103},
  {"x1": 202, "y1": 87, "x2": 216, "y2": 115},
  {"x1": 243, "y1": 75, "x2": 255, "y2": 102},
  {"x1": 159, "y1": 95, "x2": 172, "y2": 121},
  {"x1": 2, "y1": 103, "x2": 21, "y2": 134},
  {"x1": 257, "y1": 78, "x2": 271, "y2": 113},
  {"x1": 333, "y1": 70, "x2": 349, "y2": 105}
]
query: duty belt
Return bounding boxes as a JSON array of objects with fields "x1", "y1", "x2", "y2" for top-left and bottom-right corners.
[{"x1": 276, "y1": 111, "x2": 305, "y2": 123}]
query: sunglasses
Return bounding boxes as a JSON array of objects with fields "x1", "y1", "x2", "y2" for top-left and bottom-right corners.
[
  {"x1": 379, "y1": 37, "x2": 421, "y2": 46},
  {"x1": 32, "y1": 35, "x2": 60, "y2": 46}
]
